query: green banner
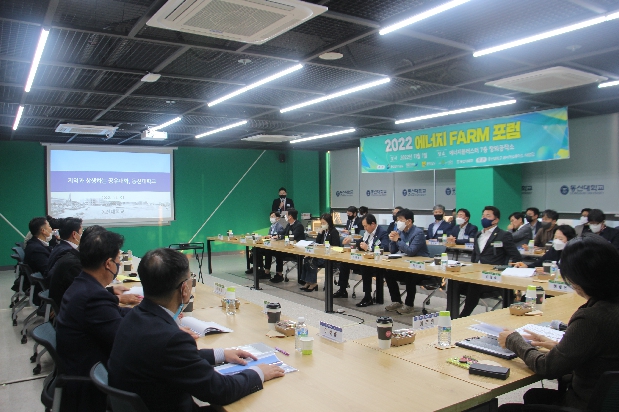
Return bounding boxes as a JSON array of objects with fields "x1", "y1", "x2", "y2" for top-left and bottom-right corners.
[{"x1": 361, "y1": 107, "x2": 569, "y2": 173}]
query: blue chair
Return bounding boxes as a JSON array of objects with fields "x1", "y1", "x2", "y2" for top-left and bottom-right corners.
[{"x1": 90, "y1": 362, "x2": 150, "y2": 412}]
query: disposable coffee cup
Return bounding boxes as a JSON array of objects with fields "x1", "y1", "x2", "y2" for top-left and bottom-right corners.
[
  {"x1": 300, "y1": 337, "x2": 314, "y2": 355},
  {"x1": 536, "y1": 287, "x2": 545, "y2": 310},
  {"x1": 266, "y1": 302, "x2": 281, "y2": 330},
  {"x1": 434, "y1": 254, "x2": 442, "y2": 265},
  {"x1": 543, "y1": 260, "x2": 552, "y2": 274},
  {"x1": 469, "y1": 238, "x2": 475, "y2": 243},
  {"x1": 376, "y1": 316, "x2": 393, "y2": 349}
]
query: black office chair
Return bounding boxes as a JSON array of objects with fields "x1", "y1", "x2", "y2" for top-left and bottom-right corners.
[
  {"x1": 21, "y1": 270, "x2": 48, "y2": 344},
  {"x1": 10, "y1": 248, "x2": 26, "y2": 310},
  {"x1": 12, "y1": 263, "x2": 33, "y2": 326},
  {"x1": 90, "y1": 362, "x2": 151, "y2": 412},
  {"x1": 31, "y1": 290, "x2": 59, "y2": 374},
  {"x1": 31, "y1": 322, "x2": 91, "y2": 412}
]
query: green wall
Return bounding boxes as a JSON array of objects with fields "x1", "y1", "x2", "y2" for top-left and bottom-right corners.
[
  {"x1": 455, "y1": 165, "x2": 521, "y2": 230},
  {"x1": 0, "y1": 142, "x2": 325, "y2": 266}
]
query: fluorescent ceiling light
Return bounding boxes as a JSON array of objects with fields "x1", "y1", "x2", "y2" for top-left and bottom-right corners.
[
  {"x1": 12, "y1": 106, "x2": 24, "y2": 130},
  {"x1": 150, "y1": 116, "x2": 182, "y2": 131},
  {"x1": 281, "y1": 78, "x2": 391, "y2": 113},
  {"x1": 599, "y1": 80, "x2": 619, "y2": 88},
  {"x1": 474, "y1": 11, "x2": 619, "y2": 57},
  {"x1": 141, "y1": 73, "x2": 161, "y2": 82},
  {"x1": 380, "y1": 0, "x2": 472, "y2": 35},
  {"x1": 290, "y1": 128, "x2": 355, "y2": 144},
  {"x1": 208, "y1": 64, "x2": 303, "y2": 107},
  {"x1": 395, "y1": 100, "x2": 517, "y2": 124},
  {"x1": 195, "y1": 120, "x2": 248, "y2": 138},
  {"x1": 25, "y1": 28, "x2": 50, "y2": 92}
]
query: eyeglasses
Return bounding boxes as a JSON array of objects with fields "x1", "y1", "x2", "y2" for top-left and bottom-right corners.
[{"x1": 175, "y1": 273, "x2": 196, "y2": 289}]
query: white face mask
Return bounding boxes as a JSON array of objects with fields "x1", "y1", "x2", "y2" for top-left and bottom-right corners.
[
  {"x1": 589, "y1": 223, "x2": 602, "y2": 233},
  {"x1": 552, "y1": 238, "x2": 566, "y2": 251},
  {"x1": 396, "y1": 221, "x2": 406, "y2": 231},
  {"x1": 270, "y1": 217, "x2": 277, "y2": 224},
  {"x1": 321, "y1": 224, "x2": 329, "y2": 230},
  {"x1": 456, "y1": 217, "x2": 466, "y2": 226},
  {"x1": 580, "y1": 216, "x2": 588, "y2": 224}
]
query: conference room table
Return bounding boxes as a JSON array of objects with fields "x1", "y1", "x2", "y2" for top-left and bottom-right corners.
[
  {"x1": 205, "y1": 237, "x2": 571, "y2": 318},
  {"x1": 185, "y1": 282, "x2": 584, "y2": 412},
  {"x1": 442, "y1": 242, "x2": 541, "y2": 261}
]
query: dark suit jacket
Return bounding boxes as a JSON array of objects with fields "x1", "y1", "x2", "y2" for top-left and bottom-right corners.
[
  {"x1": 271, "y1": 197, "x2": 294, "y2": 212},
  {"x1": 345, "y1": 217, "x2": 362, "y2": 234},
  {"x1": 470, "y1": 227, "x2": 522, "y2": 265},
  {"x1": 280, "y1": 220, "x2": 305, "y2": 242},
  {"x1": 599, "y1": 226, "x2": 619, "y2": 250},
  {"x1": 46, "y1": 240, "x2": 74, "y2": 278},
  {"x1": 448, "y1": 223, "x2": 479, "y2": 245},
  {"x1": 316, "y1": 227, "x2": 341, "y2": 247},
  {"x1": 24, "y1": 237, "x2": 51, "y2": 275},
  {"x1": 48, "y1": 248, "x2": 81, "y2": 309},
  {"x1": 56, "y1": 271, "x2": 130, "y2": 412},
  {"x1": 527, "y1": 247, "x2": 562, "y2": 268},
  {"x1": 108, "y1": 298, "x2": 262, "y2": 412},
  {"x1": 354, "y1": 226, "x2": 390, "y2": 252},
  {"x1": 426, "y1": 221, "x2": 453, "y2": 240}
]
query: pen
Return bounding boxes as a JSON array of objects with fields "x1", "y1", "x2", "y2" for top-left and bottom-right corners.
[{"x1": 274, "y1": 347, "x2": 289, "y2": 356}]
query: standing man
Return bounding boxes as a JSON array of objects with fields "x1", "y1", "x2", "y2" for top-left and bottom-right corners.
[
  {"x1": 507, "y1": 212, "x2": 533, "y2": 247},
  {"x1": 272, "y1": 187, "x2": 294, "y2": 213},
  {"x1": 426, "y1": 204, "x2": 452, "y2": 240},
  {"x1": 586, "y1": 209, "x2": 619, "y2": 250},
  {"x1": 447, "y1": 208, "x2": 478, "y2": 245},
  {"x1": 460, "y1": 206, "x2": 521, "y2": 317},
  {"x1": 524, "y1": 207, "x2": 543, "y2": 238},
  {"x1": 384, "y1": 209, "x2": 431, "y2": 315}
]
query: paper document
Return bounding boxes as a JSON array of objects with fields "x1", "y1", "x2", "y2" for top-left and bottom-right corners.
[
  {"x1": 180, "y1": 317, "x2": 233, "y2": 337},
  {"x1": 516, "y1": 324, "x2": 564, "y2": 342},
  {"x1": 429, "y1": 260, "x2": 459, "y2": 266},
  {"x1": 501, "y1": 267, "x2": 536, "y2": 277},
  {"x1": 215, "y1": 353, "x2": 297, "y2": 375},
  {"x1": 117, "y1": 274, "x2": 139, "y2": 282},
  {"x1": 122, "y1": 286, "x2": 143, "y2": 295},
  {"x1": 387, "y1": 253, "x2": 404, "y2": 259},
  {"x1": 330, "y1": 246, "x2": 344, "y2": 253},
  {"x1": 295, "y1": 240, "x2": 314, "y2": 248},
  {"x1": 468, "y1": 322, "x2": 504, "y2": 337}
]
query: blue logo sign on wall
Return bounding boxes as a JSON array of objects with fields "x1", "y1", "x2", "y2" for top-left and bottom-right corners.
[
  {"x1": 445, "y1": 187, "x2": 456, "y2": 196},
  {"x1": 366, "y1": 189, "x2": 387, "y2": 197},
  {"x1": 522, "y1": 185, "x2": 533, "y2": 194},
  {"x1": 560, "y1": 185, "x2": 569, "y2": 195},
  {"x1": 402, "y1": 188, "x2": 427, "y2": 197},
  {"x1": 560, "y1": 185, "x2": 604, "y2": 195},
  {"x1": 336, "y1": 190, "x2": 354, "y2": 197}
]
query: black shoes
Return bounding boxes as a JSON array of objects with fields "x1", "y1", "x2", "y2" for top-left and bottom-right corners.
[
  {"x1": 301, "y1": 285, "x2": 318, "y2": 292},
  {"x1": 245, "y1": 268, "x2": 253, "y2": 274},
  {"x1": 269, "y1": 274, "x2": 284, "y2": 283},
  {"x1": 356, "y1": 297, "x2": 374, "y2": 307},
  {"x1": 298, "y1": 279, "x2": 306, "y2": 286},
  {"x1": 332, "y1": 289, "x2": 348, "y2": 298}
]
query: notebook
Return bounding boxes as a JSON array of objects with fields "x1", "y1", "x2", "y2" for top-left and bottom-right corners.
[{"x1": 179, "y1": 317, "x2": 233, "y2": 337}]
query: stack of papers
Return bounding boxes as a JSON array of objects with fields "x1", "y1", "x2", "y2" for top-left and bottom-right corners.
[
  {"x1": 180, "y1": 317, "x2": 233, "y2": 337},
  {"x1": 215, "y1": 353, "x2": 297, "y2": 375},
  {"x1": 122, "y1": 286, "x2": 143, "y2": 295},
  {"x1": 516, "y1": 324, "x2": 564, "y2": 342},
  {"x1": 294, "y1": 240, "x2": 314, "y2": 248},
  {"x1": 501, "y1": 268, "x2": 536, "y2": 277}
]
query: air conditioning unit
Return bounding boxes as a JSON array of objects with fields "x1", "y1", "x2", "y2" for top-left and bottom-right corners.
[
  {"x1": 242, "y1": 134, "x2": 300, "y2": 142},
  {"x1": 55, "y1": 124, "x2": 118, "y2": 137},
  {"x1": 146, "y1": 0, "x2": 327, "y2": 44},
  {"x1": 485, "y1": 66, "x2": 607, "y2": 94},
  {"x1": 141, "y1": 130, "x2": 168, "y2": 140}
]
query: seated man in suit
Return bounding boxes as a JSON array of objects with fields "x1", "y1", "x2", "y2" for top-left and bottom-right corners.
[
  {"x1": 22, "y1": 216, "x2": 53, "y2": 304},
  {"x1": 333, "y1": 214, "x2": 389, "y2": 305},
  {"x1": 387, "y1": 206, "x2": 403, "y2": 233},
  {"x1": 341, "y1": 205, "x2": 363, "y2": 245},
  {"x1": 507, "y1": 212, "x2": 533, "y2": 247},
  {"x1": 459, "y1": 206, "x2": 522, "y2": 317},
  {"x1": 447, "y1": 208, "x2": 478, "y2": 245},
  {"x1": 56, "y1": 228, "x2": 130, "y2": 412},
  {"x1": 385, "y1": 209, "x2": 431, "y2": 315},
  {"x1": 426, "y1": 204, "x2": 452, "y2": 240},
  {"x1": 532, "y1": 209, "x2": 559, "y2": 248},
  {"x1": 586, "y1": 208, "x2": 619, "y2": 250},
  {"x1": 524, "y1": 207, "x2": 543, "y2": 238},
  {"x1": 108, "y1": 248, "x2": 284, "y2": 412},
  {"x1": 45, "y1": 217, "x2": 82, "y2": 286},
  {"x1": 263, "y1": 209, "x2": 305, "y2": 283}
]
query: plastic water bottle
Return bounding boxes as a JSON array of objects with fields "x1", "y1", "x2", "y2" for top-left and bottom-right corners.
[
  {"x1": 325, "y1": 241, "x2": 331, "y2": 255},
  {"x1": 525, "y1": 285, "x2": 537, "y2": 310},
  {"x1": 295, "y1": 317, "x2": 308, "y2": 352},
  {"x1": 284, "y1": 236, "x2": 290, "y2": 246},
  {"x1": 437, "y1": 311, "x2": 451, "y2": 347},
  {"x1": 225, "y1": 287, "x2": 236, "y2": 316},
  {"x1": 440, "y1": 252, "x2": 448, "y2": 270},
  {"x1": 374, "y1": 245, "x2": 381, "y2": 261},
  {"x1": 442, "y1": 234, "x2": 447, "y2": 243},
  {"x1": 550, "y1": 261, "x2": 558, "y2": 276}
]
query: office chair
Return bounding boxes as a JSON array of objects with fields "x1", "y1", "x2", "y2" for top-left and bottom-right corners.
[
  {"x1": 32, "y1": 290, "x2": 59, "y2": 375},
  {"x1": 21, "y1": 270, "x2": 48, "y2": 344},
  {"x1": 31, "y1": 323, "x2": 90, "y2": 412},
  {"x1": 90, "y1": 362, "x2": 151, "y2": 412},
  {"x1": 12, "y1": 263, "x2": 33, "y2": 326},
  {"x1": 10, "y1": 247, "x2": 26, "y2": 310}
]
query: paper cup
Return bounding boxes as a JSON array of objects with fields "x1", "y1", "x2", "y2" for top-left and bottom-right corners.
[
  {"x1": 377, "y1": 316, "x2": 393, "y2": 350},
  {"x1": 266, "y1": 302, "x2": 281, "y2": 330},
  {"x1": 300, "y1": 337, "x2": 314, "y2": 355}
]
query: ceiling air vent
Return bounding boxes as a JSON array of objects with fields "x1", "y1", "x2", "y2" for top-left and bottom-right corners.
[
  {"x1": 55, "y1": 124, "x2": 118, "y2": 137},
  {"x1": 242, "y1": 134, "x2": 300, "y2": 142},
  {"x1": 485, "y1": 66, "x2": 607, "y2": 94},
  {"x1": 146, "y1": 0, "x2": 327, "y2": 44}
]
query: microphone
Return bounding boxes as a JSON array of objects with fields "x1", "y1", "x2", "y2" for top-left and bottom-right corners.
[{"x1": 549, "y1": 320, "x2": 567, "y2": 331}]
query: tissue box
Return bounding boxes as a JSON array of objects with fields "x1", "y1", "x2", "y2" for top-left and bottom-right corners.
[
  {"x1": 275, "y1": 320, "x2": 296, "y2": 337},
  {"x1": 221, "y1": 299, "x2": 241, "y2": 309},
  {"x1": 391, "y1": 329, "x2": 416, "y2": 346},
  {"x1": 509, "y1": 302, "x2": 533, "y2": 316}
]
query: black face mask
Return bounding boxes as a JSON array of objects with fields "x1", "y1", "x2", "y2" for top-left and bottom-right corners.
[
  {"x1": 525, "y1": 215, "x2": 535, "y2": 223},
  {"x1": 541, "y1": 221, "x2": 552, "y2": 229},
  {"x1": 348, "y1": 214, "x2": 354, "y2": 220},
  {"x1": 392, "y1": 214, "x2": 397, "y2": 222},
  {"x1": 434, "y1": 214, "x2": 444, "y2": 221},
  {"x1": 107, "y1": 262, "x2": 121, "y2": 280}
]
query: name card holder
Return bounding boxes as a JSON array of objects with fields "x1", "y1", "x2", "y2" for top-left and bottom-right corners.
[
  {"x1": 239, "y1": 237, "x2": 247, "y2": 244},
  {"x1": 429, "y1": 240, "x2": 440, "y2": 246},
  {"x1": 482, "y1": 271, "x2": 502, "y2": 282},
  {"x1": 350, "y1": 252, "x2": 363, "y2": 261},
  {"x1": 464, "y1": 243, "x2": 474, "y2": 250},
  {"x1": 263, "y1": 239, "x2": 271, "y2": 247},
  {"x1": 412, "y1": 312, "x2": 439, "y2": 330},
  {"x1": 305, "y1": 245, "x2": 315, "y2": 254},
  {"x1": 218, "y1": 234, "x2": 223, "y2": 240},
  {"x1": 214, "y1": 283, "x2": 226, "y2": 296},
  {"x1": 408, "y1": 260, "x2": 425, "y2": 270},
  {"x1": 319, "y1": 321, "x2": 344, "y2": 343},
  {"x1": 549, "y1": 280, "x2": 574, "y2": 293}
]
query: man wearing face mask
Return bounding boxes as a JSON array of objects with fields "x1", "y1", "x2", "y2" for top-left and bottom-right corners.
[
  {"x1": 387, "y1": 206, "x2": 403, "y2": 233},
  {"x1": 341, "y1": 206, "x2": 362, "y2": 245},
  {"x1": 21, "y1": 217, "x2": 54, "y2": 305},
  {"x1": 45, "y1": 217, "x2": 82, "y2": 284},
  {"x1": 426, "y1": 204, "x2": 452, "y2": 240},
  {"x1": 459, "y1": 206, "x2": 521, "y2": 318},
  {"x1": 586, "y1": 209, "x2": 619, "y2": 250},
  {"x1": 56, "y1": 229, "x2": 131, "y2": 412},
  {"x1": 357, "y1": 206, "x2": 369, "y2": 221},
  {"x1": 524, "y1": 207, "x2": 543, "y2": 238},
  {"x1": 264, "y1": 209, "x2": 305, "y2": 283},
  {"x1": 271, "y1": 187, "x2": 294, "y2": 213},
  {"x1": 249, "y1": 212, "x2": 285, "y2": 279},
  {"x1": 108, "y1": 248, "x2": 284, "y2": 412},
  {"x1": 447, "y1": 208, "x2": 478, "y2": 245},
  {"x1": 533, "y1": 209, "x2": 559, "y2": 248},
  {"x1": 507, "y1": 212, "x2": 533, "y2": 246},
  {"x1": 575, "y1": 208, "x2": 591, "y2": 236}
]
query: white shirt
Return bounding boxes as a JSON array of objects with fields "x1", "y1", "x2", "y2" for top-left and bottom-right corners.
[
  {"x1": 457, "y1": 223, "x2": 468, "y2": 240},
  {"x1": 363, "y1": 228, "x2": 376, "y2": 250},
  {"x1": 477, "y1": 225, "x2": 497, "y2": 252}
]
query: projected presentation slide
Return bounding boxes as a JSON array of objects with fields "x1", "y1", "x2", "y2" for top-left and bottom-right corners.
[{"x1": 48, "y1": 148, "x2": 174, "y2": 224}]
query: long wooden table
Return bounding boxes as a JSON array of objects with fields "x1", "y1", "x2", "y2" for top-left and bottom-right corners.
[
  {"x1": 187, "y1": 283, "x2": 583, "y2": 412},
  {"x1": 206, "y1": 237, "x2": 570, "y2": 317}
]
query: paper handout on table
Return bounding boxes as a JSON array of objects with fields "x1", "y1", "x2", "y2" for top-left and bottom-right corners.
[
  {"x1": 387, "y1": 253, "x2": 404, "y2": 259},
  {"x1": 180, "y1": 317, "x2": 233, "y2": 337},
  {"x1": 116, "y1": 274, "x2": 140, "y2": 282},
  {"x1": 501, "y1": 268, "x2": 536, "y2": 277},
  {"x1": 122, "y1": 286, "x2": 143, "y2": 295},
  {"x1": 294, "y1": 240, "x2": 314, "y2": 248},
  {"x1": 215, "y1": 353, "x2": 297, "y2": 375},
  {"x1": 516, "y1": 324, "x2": 564, "y2": 342},
  {"x1": 468, "y1": 322, "x2": 504, "y2": 337}
]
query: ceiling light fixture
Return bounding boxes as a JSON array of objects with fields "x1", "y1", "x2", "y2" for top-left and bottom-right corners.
[
  {"x1": 598, "y1": 80, "x2": 619, "y2": 88},
  {"x1": 319, "y1": 52, "x2": 343, "y2": 60},
  {"x1": 474, "y1": 11, "x2": 619, "y2": 57},
  {"x1": 141, "y1": 72, "x2": 162, "y2": 82},
  {"x1": 379, "y1": 0, "x2": 472, "y2": 35},
  {"x1": 281, "y1": 77, "x2": 391, "y2": 113},
  {"x1": 395, "y1": 100, "x2": 517, "y2": 124},
  {"x1": 290, "y1": 128, "x2": 355, "y2": 144},
  {"x1": 150, "y1": 116, "x2": 182, "y2": 131},
  {"x1": 208, "y1": 64, "x2": 303, "y2": 107},
  {"x1": 24, "y1": 28, "x2": 50, "y2": 92},
  {"x1": 195, "y1": 120, "x2": 248, "y2": 138},
  {"x1": 12, "y1": 106, "x2": 24, "y2": 130}
]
